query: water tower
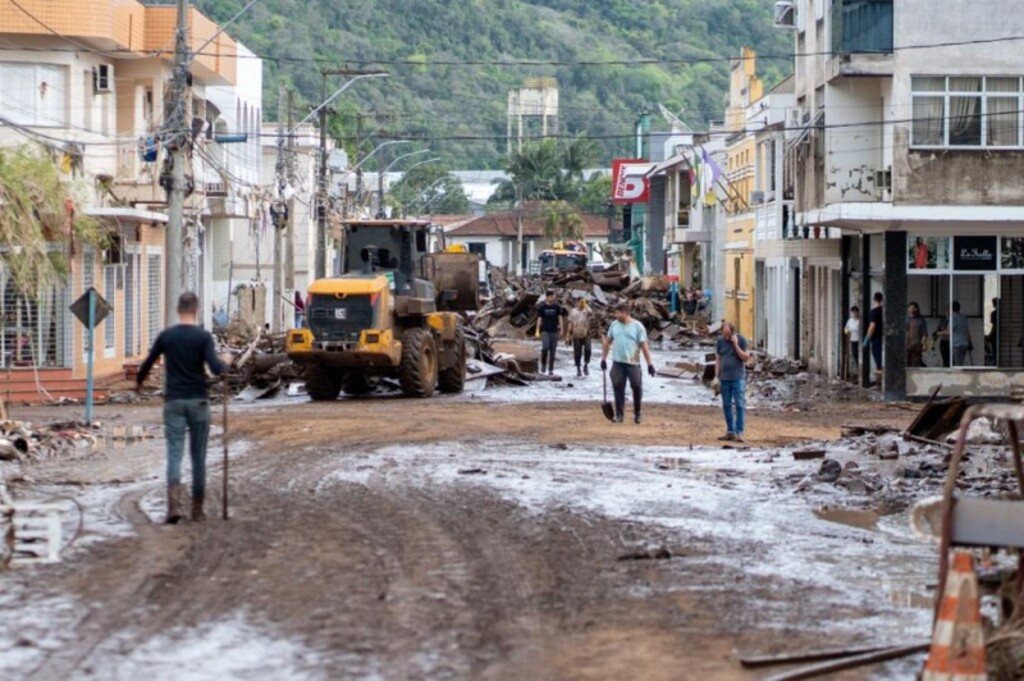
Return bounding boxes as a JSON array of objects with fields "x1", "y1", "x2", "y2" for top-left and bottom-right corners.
[{"x1": 506, "y1": 77, "x2": 559, "y2": 153}]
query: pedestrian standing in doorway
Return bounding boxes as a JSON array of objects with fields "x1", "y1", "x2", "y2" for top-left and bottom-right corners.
[
  {"x1": 951, "y1": 300, "x2": 972, "y2": 366},
  {"x1": 535, "y1": 291, "x2": 565, "y2": 376},
  {"x1": 567, "y1": 298, "x2": 594, "y2": 377},
  {"x1": 934, "y1": 314, "x2": 951, "y2": 368},
  {"x1": 715, "y1": 322, "x2": 750, "y2": 443},
  {"x1": 844, "y1": 306, "x2": 861, "y2": 379},
  {"x1": 137, "y1": 292, "x2": 227, "y2": 524},
  {"x1": 865, "y1": 292, "x2": 884, "y2": 384},
  {"x1": 906, "y1": 301, "x2": 929, "y2": 368},
  {"x1": 600, "y1": 303, "x2": 656, "y2": 424}
]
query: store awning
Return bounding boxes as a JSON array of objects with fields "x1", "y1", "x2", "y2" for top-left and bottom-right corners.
[{"x1": 85, "y1": 207, "x2": 168, "y2": 224}]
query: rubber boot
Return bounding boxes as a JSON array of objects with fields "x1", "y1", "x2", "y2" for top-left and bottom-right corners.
[
  {"x1": 166, "y1": 485, "x2": 183, "y2": 525},
  {"x1": 191, "y1": 496, "x2": 206, "y2": 522}
]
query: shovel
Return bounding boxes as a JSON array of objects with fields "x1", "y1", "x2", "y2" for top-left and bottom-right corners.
[{"x1": 601, "y1": 368, "x2": 615, "y2": 421}]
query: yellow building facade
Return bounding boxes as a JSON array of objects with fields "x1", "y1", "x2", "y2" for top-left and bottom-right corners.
[{"x1": 723, "y1": 48, "x2": 763, "y2": 339}]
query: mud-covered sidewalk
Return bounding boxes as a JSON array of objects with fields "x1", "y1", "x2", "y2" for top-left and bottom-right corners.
[{"x1": 0, "y1": 372, "x2": 939, "y2": 680}]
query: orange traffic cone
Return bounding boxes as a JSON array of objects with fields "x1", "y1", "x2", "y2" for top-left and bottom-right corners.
[{"x1": 922, "y1": 550, "x2": 987, "y2": 681}]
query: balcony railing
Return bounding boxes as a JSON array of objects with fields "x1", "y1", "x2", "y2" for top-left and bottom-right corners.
[{"x1": 832, "y1": 0, "x2": 893, "y2": 54}]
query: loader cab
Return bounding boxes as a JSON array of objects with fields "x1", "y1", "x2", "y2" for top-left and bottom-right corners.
[{"x1": 342, "y1": 220, "x2": 433, "y2": 296}]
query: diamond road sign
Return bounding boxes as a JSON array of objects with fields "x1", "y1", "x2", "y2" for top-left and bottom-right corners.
[{"x1": 70, "y1": 287, "x2": 112, "y2": 328}]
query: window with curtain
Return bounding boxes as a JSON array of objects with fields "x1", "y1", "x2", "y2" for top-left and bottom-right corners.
[{"x1": 911, "y1": 76, "x2": 1024, "y2": 149}]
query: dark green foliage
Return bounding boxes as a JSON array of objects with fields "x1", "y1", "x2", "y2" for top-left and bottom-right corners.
[{"x1": 194, "y1": 0, "x2": 789, "y2": 167}]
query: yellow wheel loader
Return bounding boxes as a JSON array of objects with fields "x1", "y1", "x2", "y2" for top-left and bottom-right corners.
[{"x1": 286, "y1": 220, "x2": 479, "y2": 400}]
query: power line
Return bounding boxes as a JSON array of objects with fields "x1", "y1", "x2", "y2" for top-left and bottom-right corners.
[{"x1": 0, "y1": 33, "x2": 1021, "y2": 68}]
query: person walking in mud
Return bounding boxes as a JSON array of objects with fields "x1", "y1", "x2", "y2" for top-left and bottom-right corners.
[
  {"x1": 715, "y1": 322, "x2": 750, "y2": 443},
  {"x1": 600, "y1": 303, "x2": 656, "y2": 424},
  {"x1": 567, "y1": 298, "x2": 594, "y2": 377},
  {"x1": 535, "y1": 291, "x2": 565, "y2": 376},
  {"x1": 137, "y1": 292, "x2": 227, "y2": 524}
]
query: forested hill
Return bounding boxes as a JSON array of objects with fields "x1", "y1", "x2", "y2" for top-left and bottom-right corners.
[{"x1": 194, "y1": 0, "x2": 790, "y2": 168}]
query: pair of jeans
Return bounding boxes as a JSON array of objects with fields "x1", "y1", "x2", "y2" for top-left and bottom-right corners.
[
  {"x1": 164, "y1": 398, "x2": 212, "y2": 500},
  {"x1": 610, "y1": 361, "x2": 642, "y2": 417},
  {"x1": 870, "y1": 337, "x2": 883, "y2": 372},
  {"x1": 953, "y1": 345, "x2": 968, "y2": 367},
  {"x1": 720, "y1": 378, "x2": 746, "y2": 436},
  {"x1": 572, "y1": 337, "x2": 591, "y2": 369},
  {"x1": 540, "y1": 331, "x2": 559, "y2": 372}
]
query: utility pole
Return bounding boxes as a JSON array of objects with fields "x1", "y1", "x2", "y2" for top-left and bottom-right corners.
[
  {"x1": 284, "y1": 89, "x2": 296, "y2": 295},
  {"x1": 272, "y1": 85, "x2": 287, "y2": 332},
  {"x1": 315, "y1": 70, "x2": 387, "y2": 278},
  {"x1": 516, "y1": 184, "x2": 524, "y2": 276},
  {"x1": 316, "y1": 73, "x2": 329, "y2": 280},
  {"x1": 163, "y1": 0, "x2": 190, "y2": 326}
]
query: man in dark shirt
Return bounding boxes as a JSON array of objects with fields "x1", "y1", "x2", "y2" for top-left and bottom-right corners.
[
  {"x1": 865, "y1": 292, "x2": 884, "y2": 383},
  {"x1": 137, "y1": 292, "x2": 226, "y2": 524},
  {"x1": 715, "y1": 322, "x2": 750, "y2": 442},
  {"x1": 534, "y1": 291, "x2": 565, "y2": 376}
]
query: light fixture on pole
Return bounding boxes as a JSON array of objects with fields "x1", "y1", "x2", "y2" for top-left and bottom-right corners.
[{"x1": 376, "y1": 149, "x2": 432, "y2": 217}]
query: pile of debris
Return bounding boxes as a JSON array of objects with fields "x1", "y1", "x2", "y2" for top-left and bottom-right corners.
[
  {"x1": 0, "y1": 420, "x2": 102, "y2": 463},
  {"x1": 216, "y1": 328, "x2": 304, "y2": 401},
  {"x1": 468, "y1": 269, "x2": 713, "y2": 384}
]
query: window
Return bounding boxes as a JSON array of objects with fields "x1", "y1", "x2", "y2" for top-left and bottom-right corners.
[
  {"x1": 0, "y1": 62, "x2": 67, "y2": 127},
  {"x1": 147, "y1": 253, "x2": 162, "y2": 349},
  {"x1": 466, "y1": 243, "x2": 487, "y2": 257},
  {"x1": 908, "y1": 235, "x2": 1024, "y2": 369},
  {"x1": 911, "y1": 76, "x2": 1024, "y2": 148},
  {"x1": 104, "y1": 266, "x2": 116, "y2": 351}
]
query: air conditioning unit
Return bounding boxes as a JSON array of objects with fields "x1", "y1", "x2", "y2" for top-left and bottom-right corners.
[
  {"x1": 751, "y1": 190, "x2": 766, "y2": 204},
  {"x1": 774, "y1": 1, "x2": 797, "y2": 29},
  {"x1": 93, "y1": 64, "x2": 113, "y2": 94}
]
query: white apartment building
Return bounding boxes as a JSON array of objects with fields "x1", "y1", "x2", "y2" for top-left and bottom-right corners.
[
  {"x1": 0, "y1": 0, "x2": 250, "y2": 401},
  {"x1": 780, "y1": 0, "x2": 1024, "y2": 398}
]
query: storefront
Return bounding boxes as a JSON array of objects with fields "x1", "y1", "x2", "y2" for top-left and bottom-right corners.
[{"x1": 906, "y1": 234, "x2": 1024, "y2": 396}]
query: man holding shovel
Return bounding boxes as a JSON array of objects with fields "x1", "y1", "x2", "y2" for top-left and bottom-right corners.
[
  {"x1": 600, "y1": 303, "x2": 656, "y2": 424},
  {"x1": 137, "y1": 292, "x2": 227, "y2": 524}
]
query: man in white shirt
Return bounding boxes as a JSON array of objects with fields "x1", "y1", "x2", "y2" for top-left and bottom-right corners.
[{"x1": 844, "y1": 306, "x2": 861, "y2": 379}]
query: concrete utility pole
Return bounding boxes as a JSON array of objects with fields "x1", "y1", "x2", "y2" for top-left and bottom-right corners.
[
  {"x1": 314, "y1": 70, "x2": 388, "y2": 279},
  {"x1": 285, "y1": 89, "x2": 296, "y2": 294},
  {"x1": 272, "y1": 85, "x2": 287, "y2": 332},
  {"x1": 163, "y1": 0, "x2": 190, "y2": 326}
]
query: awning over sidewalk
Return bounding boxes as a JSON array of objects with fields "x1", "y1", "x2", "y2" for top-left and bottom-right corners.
[{"x1": 85, "y1": 207, "x2": 168, "y2": 224}]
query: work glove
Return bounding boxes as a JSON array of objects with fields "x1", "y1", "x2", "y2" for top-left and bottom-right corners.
[
  {"x1": 600, "y1": 360, "x2": 608, "y2": 371},
  {"x1": 647, "y1": 364, "x2": 656, "y2": 377}
]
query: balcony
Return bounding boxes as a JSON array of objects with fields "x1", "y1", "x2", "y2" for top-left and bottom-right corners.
[{"x1": 828, "y1": 0, "x2": 894, "y2": 80}]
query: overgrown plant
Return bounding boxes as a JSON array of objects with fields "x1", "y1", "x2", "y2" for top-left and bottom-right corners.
[{"x1": 0, "y1": 146, "x2": 105, "y2": 299}]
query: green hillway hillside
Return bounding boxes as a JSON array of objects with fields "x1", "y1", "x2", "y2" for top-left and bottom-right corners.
[{"x1": 195, "y1": 0, "x2": 791, "y2": 168}]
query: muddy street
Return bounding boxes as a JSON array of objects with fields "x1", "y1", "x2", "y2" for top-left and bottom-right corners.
[{"x1": 0, "y1": 369, "x2": 943, "y2": 681}]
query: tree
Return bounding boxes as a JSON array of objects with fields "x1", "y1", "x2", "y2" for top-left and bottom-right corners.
[
  {"x1": 575, "y1": 172, "x2": 613, "y2": 215},
  {"x1": 542, "y1": 200, "x2": 585, "y2": 242},
  {"x1": 388, "y1": 163, "x2": 470, "y2": 215},
  {"x1": 0, "y1": 146, "x2": 103, "y2": 297},
  {"x1": 489, "y1": 136, "x2": 599, "y2": 208}
]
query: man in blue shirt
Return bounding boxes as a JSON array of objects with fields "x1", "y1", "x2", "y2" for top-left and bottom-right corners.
[
  {"x1": 138, "y1": 292, "x2": 226, "y2": 524},
  {"x1": 715, "y1": 322, "x2": 750, "y2": 442},
  {"x1": 600, "y1": 303, "x2": 656, "y2": 424}
]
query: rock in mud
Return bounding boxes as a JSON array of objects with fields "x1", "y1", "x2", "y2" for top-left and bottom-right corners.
[{"x1": 817, "y1": 459, "x2": 843, "y2": 483}]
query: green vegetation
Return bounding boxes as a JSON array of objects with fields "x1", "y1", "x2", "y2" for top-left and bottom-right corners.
[
  {"x1": 0, "y1": 147, "x2": 104, "y2": 296},
  {"x1": 388, "y1": 163, "x2": 470, "y2": 215},
  {"x1": 195, "y1": 0, "x2": 789, "y2": 168}
]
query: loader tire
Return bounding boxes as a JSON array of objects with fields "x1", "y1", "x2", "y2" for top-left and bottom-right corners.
[
  {"x1": 438, "y1": 328, "x2": 466, "y2": 394},
  {"x1": 399, "y1": 328, "x2": 438, "y2": 398},
  {"x1": 306, "y1": 367, "x2": 342, "y2": 401},
  {"x1": 342, "y1": 373, "x2": 375, "y2": 397}
]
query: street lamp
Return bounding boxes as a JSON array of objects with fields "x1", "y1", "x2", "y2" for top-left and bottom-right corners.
[
  {"x1": 376, "y1": 149, "x2": 432, "y2": 217},
  {"x1": 313, "y1": 71, "x2": 389, "y2": 279},
  {"x1": 408, "y1": 176, "x2": 450, "y2": 216}
]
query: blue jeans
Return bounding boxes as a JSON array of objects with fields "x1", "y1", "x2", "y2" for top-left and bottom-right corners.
[
  {"x1": 720, "y1": 379, "x2": 746, "y2": 436},
  {"x1": 164, "y1": 398, "x2": 211, "y2": 500}
]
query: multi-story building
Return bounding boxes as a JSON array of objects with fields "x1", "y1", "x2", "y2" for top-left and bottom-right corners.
[
  {"x1": 0, "y1": 0, "x2": 252, "y2": 401},
  {"x1": 780, "y1": 0, "x2": 1024, "y2": 397},
  {"x1": 723, "y1": 49, "x2": 763, "y2": 338}
]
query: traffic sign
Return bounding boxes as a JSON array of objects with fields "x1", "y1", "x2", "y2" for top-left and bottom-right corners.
[{"x1": 70, "y1": 287, "x2": 111, "y2": 328}]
